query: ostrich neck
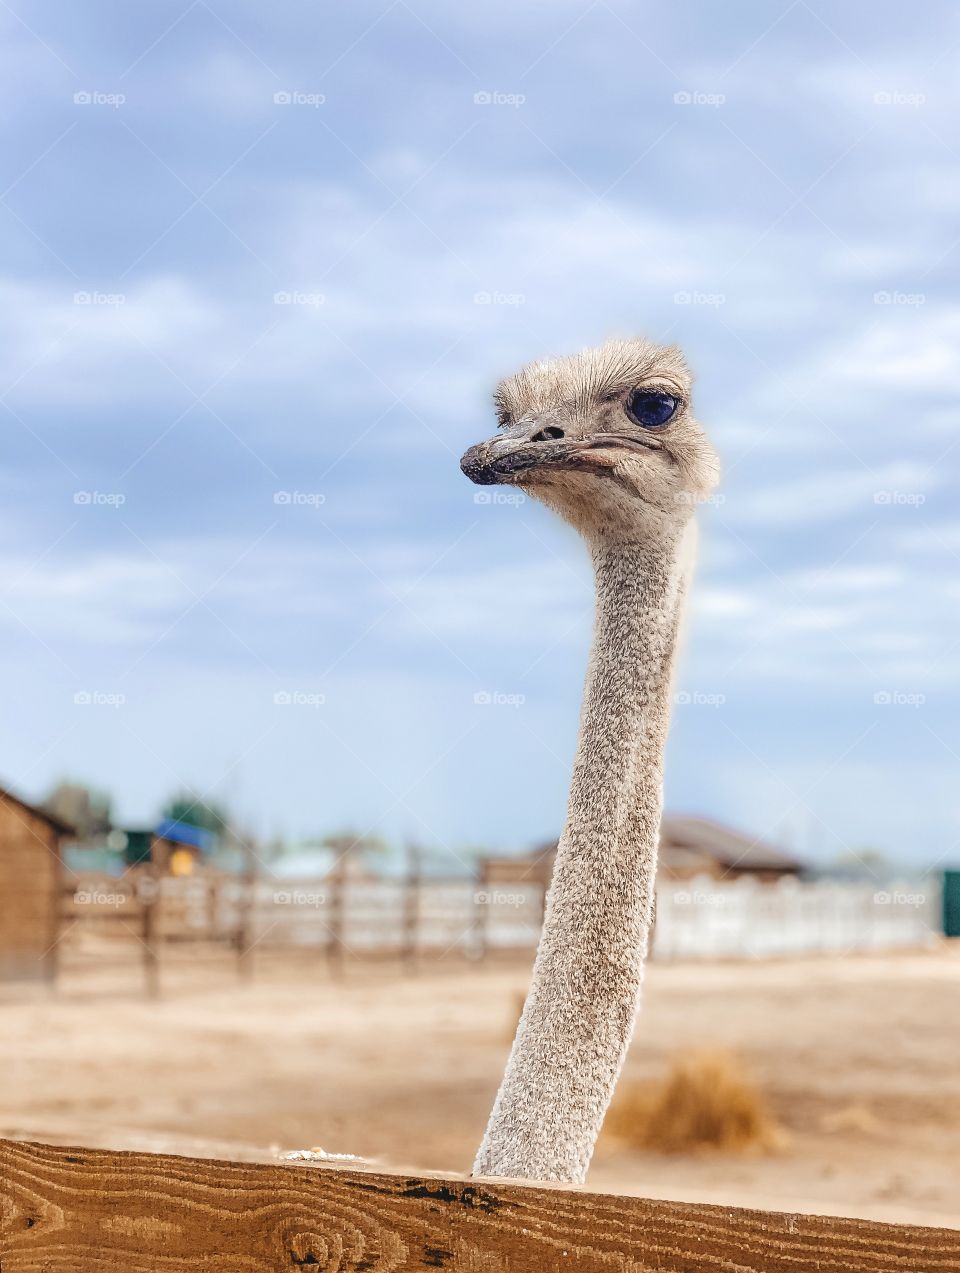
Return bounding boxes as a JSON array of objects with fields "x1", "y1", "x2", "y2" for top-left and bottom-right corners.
[{"x1": 473, "y1": 526, "x2": 690, "y2": 1184}]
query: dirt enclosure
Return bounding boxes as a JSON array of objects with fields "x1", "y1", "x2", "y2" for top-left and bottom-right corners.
[{"x1": 2, "y1": 946, "x2": 958, "y2": 1229}]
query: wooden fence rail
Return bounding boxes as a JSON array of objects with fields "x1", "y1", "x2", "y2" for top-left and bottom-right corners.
[{"x1": 0, "y1": 1137, "x2": 957, "y2": 1272}]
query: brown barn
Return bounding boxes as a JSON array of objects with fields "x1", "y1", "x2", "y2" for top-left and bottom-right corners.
[
  {"x1": 481, "y1": 814, "x2": 801, "y2": 890},
  {"x1": 0, "y1": 784, "x2": 73, "y2": 983}
]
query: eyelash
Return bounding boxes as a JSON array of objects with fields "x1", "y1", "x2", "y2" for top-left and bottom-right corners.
[
  {"x1": 624, "y1": 390, "x2": 684, "y2": 411},
  {"x1": 497, "y1": 392, "x2": 681, "y2": 425}
]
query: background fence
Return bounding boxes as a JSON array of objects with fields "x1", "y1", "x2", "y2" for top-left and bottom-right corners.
[
  {"x1": 652, "y1": 877, "x2": 940, "y2": 959},
  {"x1": 61, "y1": 871, "x2": 942, "y2": 974}
]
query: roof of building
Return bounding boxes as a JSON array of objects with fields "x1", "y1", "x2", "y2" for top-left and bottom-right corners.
[
  {"x1": 510, "y1": 815, "x2": 802, "y2": 875},
  {"x1": 0, "y1": 783, "x2": 75, "y2": 837},
  {"x1": 660, "y1": 815, "x2": 801, "y2": 872},
  {"x1": 155, "y1": 818, "x2": 215, "y2": 852},
  {"x1": 657, "y1": 842, "x2": 716, "y2": 872}
]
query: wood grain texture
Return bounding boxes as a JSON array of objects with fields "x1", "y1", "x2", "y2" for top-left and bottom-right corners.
[{"x1": 1, "y1": 1137, "x2": 958, "y2": 1272}]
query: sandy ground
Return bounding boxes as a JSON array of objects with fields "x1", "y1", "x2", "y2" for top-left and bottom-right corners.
[{"x1": 2, "y1": 945, "x2": 958, "y2": 1229}]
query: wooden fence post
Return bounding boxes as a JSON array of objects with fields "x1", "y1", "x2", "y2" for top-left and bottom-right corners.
[
  {"x1": 235, "y1": 839, "x2": 258, "y2": 983},
  {"x1": 473, "y1": 861, "x2": 489, "y2": 961},
  {"x1": 327, "y1": 859, "x2": 346, "y2": 979},
  {"x1": 44, "y1": 829, "x2": 64, "y2": 991},
  {"x1": 402, "y1": 840, "x2": 421, "y2": 971},
  {"x1": 138, "y1": 868, "x2": 160, "y2": 1001}
]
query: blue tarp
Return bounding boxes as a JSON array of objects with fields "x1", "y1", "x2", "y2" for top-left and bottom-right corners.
[{"x1": 154, "y1": 818, "x2": 214, "y2": 852}]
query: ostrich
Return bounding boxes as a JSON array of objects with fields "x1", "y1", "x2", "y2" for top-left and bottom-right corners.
[{"x1": 460, "y1": 336, "x2": 719, "y2": 1185}]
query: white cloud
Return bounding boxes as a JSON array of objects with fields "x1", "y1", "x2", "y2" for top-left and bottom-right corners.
[
  {"x1": 393, "y1": 553, "x2": 591, "y2": 644},
  {"x1": 790, "y1": 564, "x2": 902, "y2": 592},
  {"x1": 0, "y1": 549, "x2": 191, "y2": 645},
  {"x1": 693, "y1": 585, "x2": 759, "y2": 619},
  {"x1": 896, "y1": 521, "x2": 960, "y2": 555},
  {"x1": 727, "y1": 461, "x2": 939, "y2": 527},
  {"x1": 819, "y1": 306, "x2": 960, "y2": 393}
]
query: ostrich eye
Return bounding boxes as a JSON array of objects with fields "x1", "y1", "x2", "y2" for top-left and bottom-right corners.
[{"x1": 626, "y1": 389, "x2": 678, "y2": 429}]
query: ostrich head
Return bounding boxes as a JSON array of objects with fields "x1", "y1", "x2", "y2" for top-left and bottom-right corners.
[{"x1": 461, "y1": 337, "x2": 719, "y2": 541}]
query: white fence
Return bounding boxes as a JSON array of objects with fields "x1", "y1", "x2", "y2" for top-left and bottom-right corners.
[
  {"x1": 651, "y1": 877, "x2": 941, "y2": 960},
  {"x1": 244, "y1": 875, "x2": 941, "y2": 960},
  {"x1": 63, "y1": 872, "x2": 942, "y2": 962},
  {"x1": 249, "y1": 879, "x2": 545, "y2": 957}
]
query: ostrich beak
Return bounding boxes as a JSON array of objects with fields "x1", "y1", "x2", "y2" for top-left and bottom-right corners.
[
  {"x1": 460, "y1": 419, "x2": 568, "y2": 486},
  {"x1": 460, "y1": 422, "x2": 663, "y2": 486}
]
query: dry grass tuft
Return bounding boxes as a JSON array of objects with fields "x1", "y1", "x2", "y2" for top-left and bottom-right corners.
[{"x1": 604, "y1": 1048, "x2": 783, "y2": 1155}]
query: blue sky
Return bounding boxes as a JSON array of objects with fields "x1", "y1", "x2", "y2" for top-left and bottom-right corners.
[{"x1": 2, "y1": 0, "x2": 958, "y2": 868}]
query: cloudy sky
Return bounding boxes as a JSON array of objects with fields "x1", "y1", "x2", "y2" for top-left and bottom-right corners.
[{"x1": 2, "y1": 0, "x2": 958, "y2": 868}]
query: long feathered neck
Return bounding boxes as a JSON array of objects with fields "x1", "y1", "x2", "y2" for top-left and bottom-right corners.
[{"x1": 473, "y1": 523, "x2": 691, "y2": 1183}]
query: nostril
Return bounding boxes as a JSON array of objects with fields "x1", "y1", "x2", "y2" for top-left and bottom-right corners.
[{"x1": 531, "y1": 425, "x2": 564, "y2": 443}]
